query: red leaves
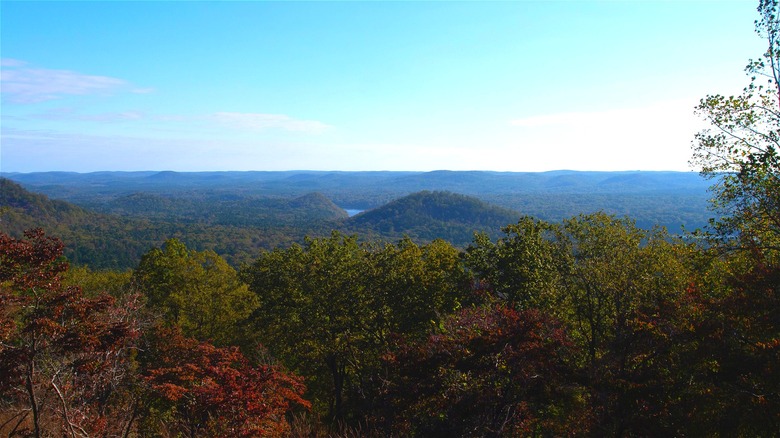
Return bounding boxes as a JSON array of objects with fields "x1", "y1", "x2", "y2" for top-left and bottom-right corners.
[
  {"x1": 1, "y1": 229, "x2": 142, "y2": 437},
  {"x1": 383, "y1": 304, "x2": 588, "y2": 436},
  {"x1": 0, "y1": 228, "x2": 67, "y2": 291},
  {"x1": 142, "y1": 326, "x2": 309, "y2": 437}
]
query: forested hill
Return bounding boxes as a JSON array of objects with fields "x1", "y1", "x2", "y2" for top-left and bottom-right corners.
[
  {"x1": 78, "y1": 190, "x2": 347, "y2": 226},
  {"x1": 1, "y1": 169, "x2": 717, "y2": 269},
  {"x1": 346, "y1": 191, "x2": 521, "y2": 246},
  {"x1": 1, "y1": 177, "x2": 93, "y2": 238},
  {"x1": 0, "y1": 178, "x2": 304, "y2": 269},
  {"x1": 0, "y1": 177, "x2": 88, "y2": 232}
]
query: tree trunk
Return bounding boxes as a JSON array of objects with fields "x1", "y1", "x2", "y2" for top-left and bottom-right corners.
[{"x1": 25, "y1": 358, "x2": 41, "y2": 438}]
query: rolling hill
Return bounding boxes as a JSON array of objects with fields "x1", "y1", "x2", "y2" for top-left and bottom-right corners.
[
  {"x1": 0, "y1": 179, "x2": 304, "y2": 269},
  {"x1": 346, "y1": 191, "x2": 521, "y2": 246}
]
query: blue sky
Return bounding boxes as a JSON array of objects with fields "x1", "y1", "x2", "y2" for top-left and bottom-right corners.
[{"x1": 0, "y1": 0, "x2": 765, "y2": 172}]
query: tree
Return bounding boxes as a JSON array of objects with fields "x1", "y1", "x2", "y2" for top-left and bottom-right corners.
[
  {"x1": 382, "y1": 304, "x2": 589, "y2": 437},
  {"x1": 0, "y1": 229, "x2": 141, "y2": 437},
  {"x1": 553, "y1": 214, "x2": 695, "y2": 435},
  {"x1": 466, "y1": 214, "x2": 700, "y2": 435},
  {"x1": 241, "y1": 233, "x2": 471, "y2": 424},
  {"x1": 464, "y1": 217, "x2": 560, "y2": 309},
  {"x1": 687, "y1": 2, "x2": 780, "y2": 433},
  {"x1": 241, "y1": 232, "x2": 371, "y2": 422},
  {"x1": 138, "y1": 326, "x2": 309, "y2": 438},
  {"x1": 366, "y1": 237, "x2": 469, "y2": 340},
  {"x1": 685, "y1": 247, "x2": 780, "y2": 435},
  {"x1": 692, "y1": 0, "x2": 780, "y2": 251},
  {"x1": 133, "y1": 238, "x2": 258, "y2": 347},
  {"x1": 64, "y1": 266, "x2": 133, "y2": 299}
]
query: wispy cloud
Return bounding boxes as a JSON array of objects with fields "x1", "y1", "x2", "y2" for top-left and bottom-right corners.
[
  {"x1": 1, "y1": 58, "x2": 27, "y2": 67},
  {"x1": 30, "y1": 107, "x2": 145, "y2": 122},
  {"x1": 131, "y1": 87, "x2": 155, "y2": 94},
  {"x1": 1, "y1": 58, "x2": 131, "y2": 103},
  {"x1": 508, "y1": 100, "x2": 702, "y2": 129},
  {"x1": 213, "y1": 112, "x2": 331, "y2": 133}
]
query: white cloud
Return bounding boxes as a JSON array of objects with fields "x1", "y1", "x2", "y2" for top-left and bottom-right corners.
[
  {"x1": 213, "y1": 112, "x2": 331, "y2": 133},
  {"x1": 1, "y1": 59, "x2": 128, "y2": 103},
  {"x1": 0, "y1": 126, "x2": 333, "y2": 172}
]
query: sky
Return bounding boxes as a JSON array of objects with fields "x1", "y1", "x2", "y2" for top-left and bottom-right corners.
[{"x1": 0, "y1": 0, "x2": 768, "y2": 173}]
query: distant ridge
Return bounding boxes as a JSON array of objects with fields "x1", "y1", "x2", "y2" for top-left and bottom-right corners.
[{"x1": 2, "y1": 170, "x2": 710, "y2": 196}]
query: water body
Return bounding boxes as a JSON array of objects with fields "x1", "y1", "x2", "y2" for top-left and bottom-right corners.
[{"x1": 344, "y1": 209, "x2": 364, "y2": 217}]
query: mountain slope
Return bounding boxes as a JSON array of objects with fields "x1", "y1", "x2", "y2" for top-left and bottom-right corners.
[
  {"x1": 0, "y1": 179, "x2": 302, "y2": 269},
  {"x1": 81, "y1": 191, "x2": 348, "y2": 226},
  {"x1": 346, "y1": 191, "x2": 520, "y2": 246},
  {"x1": 1, "y1": 177, "x2": 90, "y2": 235}
]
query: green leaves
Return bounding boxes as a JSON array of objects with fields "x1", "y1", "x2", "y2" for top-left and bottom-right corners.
[
  {"x1": 465, "y1": 216, "x2": 560, "y2": 309},
  {"x1": 133, "y1": 238, "x2": 258, "y2": 346},
  {"x1": 693, "y1": 0, "x2": 780, "y2": 252},
  {"x1": 240, "y1": 232, "x2": 470, "y2": 422}
]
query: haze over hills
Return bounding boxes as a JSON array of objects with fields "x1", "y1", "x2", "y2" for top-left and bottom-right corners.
[
  {"x1": 0, "y1": 178, "x2": 526, "y2": 269},
  {"x1": 1, "y1": 170, "x2": 717, "y2": 268},
  {"x1": 2, "y1": 170, "x2": 713, "y2": 228},
  {"x1": 3, "y1": 169, "x2": 710, "y2": 197}
]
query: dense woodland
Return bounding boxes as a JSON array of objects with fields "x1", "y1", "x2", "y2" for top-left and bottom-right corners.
[{"x1": 2, "y1": 2, "x2": 780, "y2": 436}]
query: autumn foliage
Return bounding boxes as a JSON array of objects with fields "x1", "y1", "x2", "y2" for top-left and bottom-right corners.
[
  {"x1": 0, "y1": 229, "x2": 141, "y2": 437},
  {"x1": 382, "y1": 304, "x2": 589, "y2": 436},
  {"x1": 140, "y1": 326, "x2": 309, "y2": 438},
  {"x1": 0, "y1": 230, "x2": 308, "y2": 438}
]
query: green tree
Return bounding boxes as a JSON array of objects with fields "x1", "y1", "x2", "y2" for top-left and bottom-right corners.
[
  {"x1": 466, "y1": 214, "x2": 699, "y2": 435},
  {"x1": 64, "y1": 265, "x2": 133, "y2": 298},
  {"x1": 241, "y1": 232, "x2": 370, "y2": 421},
  {"x1": 554, "y1": 214, "x2": 694, "y2": 435},
  {"x1": 240, "y1": 232, "x2": 471, "y2": 424},
  {"x1": 688, "y1": 2, "x2": 780, "y2": 433},
  {"x1": 464, "y1": 217, "x2": 560, "y2": 310},
  {"x1": 693, "y1": 0, "x2": 780, "y2": 251},
  {"x1": 367, "y1": 237, "x2": 469, "y2": 338},
  {"x1": 133, "y1": 238, "x2": 258, "y2": 347}
]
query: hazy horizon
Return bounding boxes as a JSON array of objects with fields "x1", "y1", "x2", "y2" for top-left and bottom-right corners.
[{"x1": 1, "y1": 168, "x2": 704, "y2": 176}]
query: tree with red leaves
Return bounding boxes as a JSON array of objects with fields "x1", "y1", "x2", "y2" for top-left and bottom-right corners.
[
  {"x1": 0, "y1": 229, "x2": 141, "y2": 437},
  {"x1": 139, "y1": 326, "x2": 310, "y2": 438},
  {"x1": 382, "y1": 304, "x2": 590, "y2": 437}
]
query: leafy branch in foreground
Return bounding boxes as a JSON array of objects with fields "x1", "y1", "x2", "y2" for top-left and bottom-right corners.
[{"x1": 693, "y1": 0, "x2": 780, "y2": 250}]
